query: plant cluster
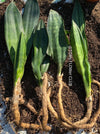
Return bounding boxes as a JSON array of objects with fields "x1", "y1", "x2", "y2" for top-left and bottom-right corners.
[{"x1": 4, "y1": 0, "x2": 100, "y2": 132}]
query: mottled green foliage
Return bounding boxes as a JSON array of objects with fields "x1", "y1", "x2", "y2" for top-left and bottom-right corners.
[
  {"x1": 5, "y1": 0, "x2": 40, "y2": 85},
  {"x1": 5, "y1": 2, "x2": 23, "y2": 63},
  {"x1": 14, "y1": 33, "x2": 26, "y2": 84},
  {"x1": 23, "y1": 0, "x2": 40, "y2": 55},
  {"x1": 70, "y1": 0, "x2": 91, "y2": 98},
  {"x1": 31, "y1": 20, "x2": 50, "y2": 85},
  {"x1": 47, "y1": 10, "x2": 68, "y2": 75},
  {"x1": 72, "y1": 0, "x2": 88, "y2": 53}
]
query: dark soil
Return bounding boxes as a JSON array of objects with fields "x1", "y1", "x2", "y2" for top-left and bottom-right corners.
[{"x1": 0, "y1": 0, "x2": 100, "y2": 134}]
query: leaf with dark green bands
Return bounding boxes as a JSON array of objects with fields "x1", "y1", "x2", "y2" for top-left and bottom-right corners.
[
  {"x1": 31, "y1": 20, "x2": 48, "y2": 85},
  {"x1": 72, "y1": 0, "x2": 88, "y2": 54},
  {"x1": 23, "y1": 0, "x2": 40, "y2": 54},
  {"x1": 47, "y1": 10, "x2": 68, "y2": 75},
  {"x1": 5, "y1": 2, "x2": 23, "y2": 63},
  {"x1": 71, "y1": 0, "x2": 91, "y2": 98},
  {"x1": 70, "y1": 20, "x2": 91, "y2": 98}
]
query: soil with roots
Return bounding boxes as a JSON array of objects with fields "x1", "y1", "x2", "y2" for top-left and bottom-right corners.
[{"x1": 0, "y1": 0, "x2": 100, "y2": 134}]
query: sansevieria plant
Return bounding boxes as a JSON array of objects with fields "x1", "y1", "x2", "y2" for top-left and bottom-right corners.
[
  {"x1": 31, "y1": 20, "x2": 51, "y2": 131},
  {"x1": 53, "y1": 0, "x2": 100, "y2": 129},
  {"x1": 47, "y1": 9, "x2": 72, "y2": 126},
  {"x1": 69, "y1": 0, "x2": 100, "y2": 128},
  {"x1": 71, "y1": 0, "x2": 92, "y2": 124},
  {"x1": 5, "y1": 0, "x2": 39, "y2": 126},
  {"x1": 46, "y1": 0, "x2": 100, "y2": 130},
  {"x1": 4, "y1": 0, "x2": 100, "y2": 131}
]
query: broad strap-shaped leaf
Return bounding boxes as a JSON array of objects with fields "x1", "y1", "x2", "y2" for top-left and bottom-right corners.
[
  {"x1": 23, "y1": 0, "x2": 40, "y2": 54},
  {"x1": 31, "y1": 20, "x2": 49, "y2": 85},
  {"x1": 72, "y1": 0, "x2": 88, "y2": 54},
  {"x1": 71, "y1": 0, "x2": 91, "y2": 98},
  {"x1": 72, "y1": 0, "x2": 85, "y2": 32},
  {"x1": 14, "y1": 33, "x2": 27, "y2": 85},
  {"x1": 47, "y1": 10, "x2": 68, "y2": 75},
  {"x1": 70, "y1": 20, "x2": 91, "y2": 98},
  {"x1": 5, "y1": 2, "x2": 23, "y2": 63}
]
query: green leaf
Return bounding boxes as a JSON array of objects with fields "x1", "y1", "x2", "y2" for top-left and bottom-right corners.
[
  {"x1": 41, "y1": 55, "x2": 50, "y2": 76},
  {"x1": 72, "y1": 0, "x2": 85, "y2": 31},
  {"x1": 70, "y1": 1, "x2": 91, "y2": 98},
  {"x1": 47, "y1": 10, "x2": 68, "y2": 75},
  {"x1": 14, "y1": 33, "x2": 27, "y2": 85},
  {"x1": 31, "y1": 20, "x2": 49, "y2": 85},
  {"x1": 5, "y1": 0, "x2": 40, "y2": 86},
  {"x1": 23, "y1": 0, "x2": 40, "y2": 55},
  {"x1": 72, "y1": 0, "x2": 88, "y2": 54},
  {"x1": 5, "y1": 2, "x2": 23, "y2": 63}
]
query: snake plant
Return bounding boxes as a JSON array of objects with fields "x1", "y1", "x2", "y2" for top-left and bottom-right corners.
[
  {"x1": 31, "y1": 19, "x2": 50, "y2": 131},
  {"x1": 32, "y1": 20, "x2": 50, "y2": 86},
  {"x1": 47, "y1": 10, "x2": 68, "y2": 76},
  {"x1": 69, "y1": 0, "x2": 92, "y2": 126},
  {"x1": 47, "y1": 9, "x2": 70, "y2": 125},
  {"x1": 70, "y1": 0, "x2": 91, "y2": 98},
  {"x1": 5, "y1": 0, "x2": 39, "y2": 125}
]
